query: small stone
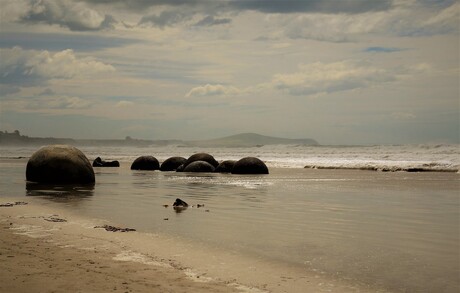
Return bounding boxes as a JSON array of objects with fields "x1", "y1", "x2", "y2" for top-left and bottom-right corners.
[{"x1": 173, "y1": 198, "x2": 188, "y2": 207}]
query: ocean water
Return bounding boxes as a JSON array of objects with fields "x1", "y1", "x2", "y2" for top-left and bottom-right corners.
[{"x1": 1, "y1": 144, "x2": 459, "y2": 292}]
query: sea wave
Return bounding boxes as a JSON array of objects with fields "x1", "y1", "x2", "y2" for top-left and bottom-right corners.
[{"x1": 1, "y1": 144, "x2": 459, "y2": 172}]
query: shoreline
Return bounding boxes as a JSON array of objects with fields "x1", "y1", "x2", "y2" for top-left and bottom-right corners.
[{"x1": 0, "y1": 198, "x2": 388, "y2": 293}]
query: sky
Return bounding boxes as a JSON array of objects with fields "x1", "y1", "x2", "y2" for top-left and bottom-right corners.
[{"x1": 0, "y1": 0, "x2": 458, "y2": 144}]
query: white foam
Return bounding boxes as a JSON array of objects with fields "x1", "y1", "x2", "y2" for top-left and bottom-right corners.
[
  {"x1": 10, "y1": 224, "x2": 58, "y2": 238},
  {"x1": 113, "y1": 250, "x2": 171, "y2": 268},
  {"x1": 184, "y1": 269, "x2": 215, "y2": 283}
]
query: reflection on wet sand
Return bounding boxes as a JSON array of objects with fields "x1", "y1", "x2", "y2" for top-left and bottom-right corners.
[{"x1": 26, "y1": 182, "x2": 95, "y2": 201}]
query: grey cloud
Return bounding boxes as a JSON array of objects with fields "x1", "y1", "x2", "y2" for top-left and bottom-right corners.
[
  {"x1": 194, "y1": 15, "x2": 231, "y2": 26},
  {"x1": 0, "y1": 84, "x2": 21, "y2": 96},
  {"x1": 25, "y1": 96, "x2": 94, "y2": 110},
  {"x1": 229, "y1": 0, "x2": 392, "y2": 14},
  {"x1": 83, "y1": 0, "x2": 392, "y2": 14},
  {"x1": 138, "y1": 10, "x2": 194, "y2": 28},
  {"x1": 0, "y1": 32, "x2": 141, "y2": 52},
  {"x1": 0, "y1": 47, "x2": 115, "y2": 87},
  {"x1": 39, "y1": 88, "x2": 55, "y2": 96},
  {"x1": 20, "y1": 0, "x2": 117, "y2": 31},
  {"x1": 271, "y1": 61, "x2": 398, "y2": 96},
  {"x1": 83, "y1": 0, "x2": 207, "y2": 13},
  {"x1": 281, "y1": 2, "x2": 459, "y2": 42}
]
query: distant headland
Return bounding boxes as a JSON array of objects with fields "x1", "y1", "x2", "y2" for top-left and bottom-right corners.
[{"x1": 0, "y1": 130, "x2": 318, "y2": 147}]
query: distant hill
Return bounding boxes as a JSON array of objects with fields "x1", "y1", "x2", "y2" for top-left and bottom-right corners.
[
  {"x1": 0, "y1": 130, "x2": 318, "y2": 147},
  {"x1": 184, "y1": 133, "x2": 319, "y2": 147}
]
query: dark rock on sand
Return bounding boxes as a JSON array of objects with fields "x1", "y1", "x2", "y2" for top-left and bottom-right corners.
[
  {"x1": 173, "y1": 198, "x2": 188, "y2": 207},
  {"x1": 94, "y1": 224, "x2": 136, "y2": 232},
  {"x1": 26, "y1": 145, "x2": 95, "y2": 184},
  {"x1": 160, "y1": 156, "x2": 186, "y2": 171},
  {"x1": 183, "y1": 161, "x2": 215, "y2": 173},
  {"x1": 231, "y1": 157, "x2": 269, "y2": 174},
  {"x1": 93, "y1": 157, "x2": 120, "y2": 167},
  {"x1": 0, "y1": 201, "x2": 28, "y2": 207},
  {"x1": 176, "y1": 164, "x2": 185, "y2": 172},
  {"x1": 130, "y1": 156, "x2": 160, "y2": 170},
  {"x1": 215, "y1": 160, "x2": 236, "y2": 173},
  {"x1": 184, "y1": 153, "x2": 219, "y2": 168}
]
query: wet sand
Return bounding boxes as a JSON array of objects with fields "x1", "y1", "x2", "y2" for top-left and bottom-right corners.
[
  {"x1": 0, "y1": 203, "x2": 242, "y2": 293},
  {"x1": 0, "y1": 199, "x2": 387, "y2": 293}
]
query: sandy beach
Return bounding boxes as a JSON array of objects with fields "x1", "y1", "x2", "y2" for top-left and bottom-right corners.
[
  {"x1": 0, "y1": 198, "x2": 391, "y2": 293},
  {"x1": 0, "y1": 201, "x2": 243, "y2": 293}
]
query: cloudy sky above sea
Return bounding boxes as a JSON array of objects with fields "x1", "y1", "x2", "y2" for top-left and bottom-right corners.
[{"x1": 0, "y1": 0, "x2": 458, "y2": 144}]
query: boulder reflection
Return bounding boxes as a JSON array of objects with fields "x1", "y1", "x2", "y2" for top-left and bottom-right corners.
[{"x1": 26, "y1": 182, "x2": 94, "y2": 199}]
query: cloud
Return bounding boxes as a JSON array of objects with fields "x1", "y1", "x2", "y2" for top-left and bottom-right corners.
[
  {"x1": 0, "y1": 47, "x2": 115, "y2": 86},
  {"x1": 282, "y1": 1, "x2": 459, "y2": 42},
  {"x1": 229, "y1": 0, "x2": 392, "y2": 14},
  {"x1": 185, "y1": 60, "x2": 434, "y2": 99},
  {"x1": 271, "y1": 61, "x2": 397, "y2": 96},
  {"x1": 421, "y1": 2, "x2": 460, "y2": 35},
  {"x1": 1, "y1": 0, "x2": 116, "y2": 31},
  {"x1": 194, "y1": 15, "x2": 231, "y2": 26},
  {"x1": 138, "y1": 9, "x2": 195, "y2": 28},
  {"x1": 0, "y1": 84, "x2": 21, "y2": 96},
  {"x1": 0, "y1": 32, "x2": 142, "y2": 52},
  {"x1": 185, "y1": 84, "x2": 241, "y2": 97},
  {"x1": 115, "y1": 100, "x2": 134, "y2": 107},
  {"x1": 12, "y1": 0, "x2": 117, "y2": 31},
  {"x1": 77, "y1": 0, "x2": 393, "y2": 30},
  {"x1": 391, "y1": 112, "x2": 416, "y2": 120},
  {"x1": 364, "y1": 47, "x2": 406, "y2": 53},
  {"x1": 26, "y1": 95, "x2": 94, "y2": 109},
  {"x1": 138, "y1": 8, "x2": 234, "y2": 28},
  {"x1": 2, "y1": 93, "x2": 94, "y2": 112},
  {"x1": 82, "y1": 0, "x2": 392, "y2": 14}
]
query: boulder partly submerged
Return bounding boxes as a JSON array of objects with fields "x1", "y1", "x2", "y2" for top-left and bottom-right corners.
[
  {"x1": 26, "y1": 145, "x2": 95, "y2": 184},
  {"x1": 231, "y1": 157, "x2": 269, "y2": 174},
  {"x1": 183, "y1": 160, "x2": 215, "y2": 173},
  {"x1": 183, "y1": 153, "x2": 219, "y2": 169},
  {"x1": 160, "y1": 156, "x2": 186, "y2": 171},
  {"x1": 131, "y1": 156, "x2": 160, "y2": 170},
  {"x1": 93, "y1": 157, "x2": 120, "y2": 167},
  {"x1": 215, "y1": 160, "x2": 236, "y2": 173}
]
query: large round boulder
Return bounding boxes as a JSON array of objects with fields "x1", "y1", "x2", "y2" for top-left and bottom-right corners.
[
  {"x1": 160, "y1": 156, "x2": 186, "y2": 171},
  {"x1": 26, "y1": 145, "x2": 95, "y2": 184},
  {"x1": 231, "y1": 157, "x2": 269, "y2": 174},
  {"x1": 183, "y1": 161, "x2": 215, "y2": 173},
  {"x1": 184, "y1": 153, "x2": 219, "y2": 169},
  {"x1": 215, "y1": 160, "x2": 236, "y2": 173},
  {"x1": 130, "y1": 156, "x2": 160, "y2": 170}
]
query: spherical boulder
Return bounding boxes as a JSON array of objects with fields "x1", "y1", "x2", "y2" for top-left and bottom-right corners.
[
  {"x1": 231, "y1": 157, "x2": 269, "y2": 174},
  {"x1": 160, "y1": 156, "x2": 186, "y2": 171},
  {"x1": 130, "y1": 156, "x2": 160, "y2": 170},
  {"x1": 184, "y1": 153, "x2": 219, "y2": 169},
  {"x1": 183, "y1": 160, "x2": 215, "y2": 173},
  {"x1": 26, "y1": 145, "x2": 95, "y2": 184},
  {"x1": 215, "y1": 160, "x2": 236, "y2": 173}
]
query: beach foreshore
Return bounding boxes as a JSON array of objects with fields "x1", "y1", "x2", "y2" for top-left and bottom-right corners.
[
  {"x1": 0, "y1": 198, "x2": 388, "y2": 293},
  {"x1": 0, "y1": 202, "x2": 241, "y2": 293}
]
